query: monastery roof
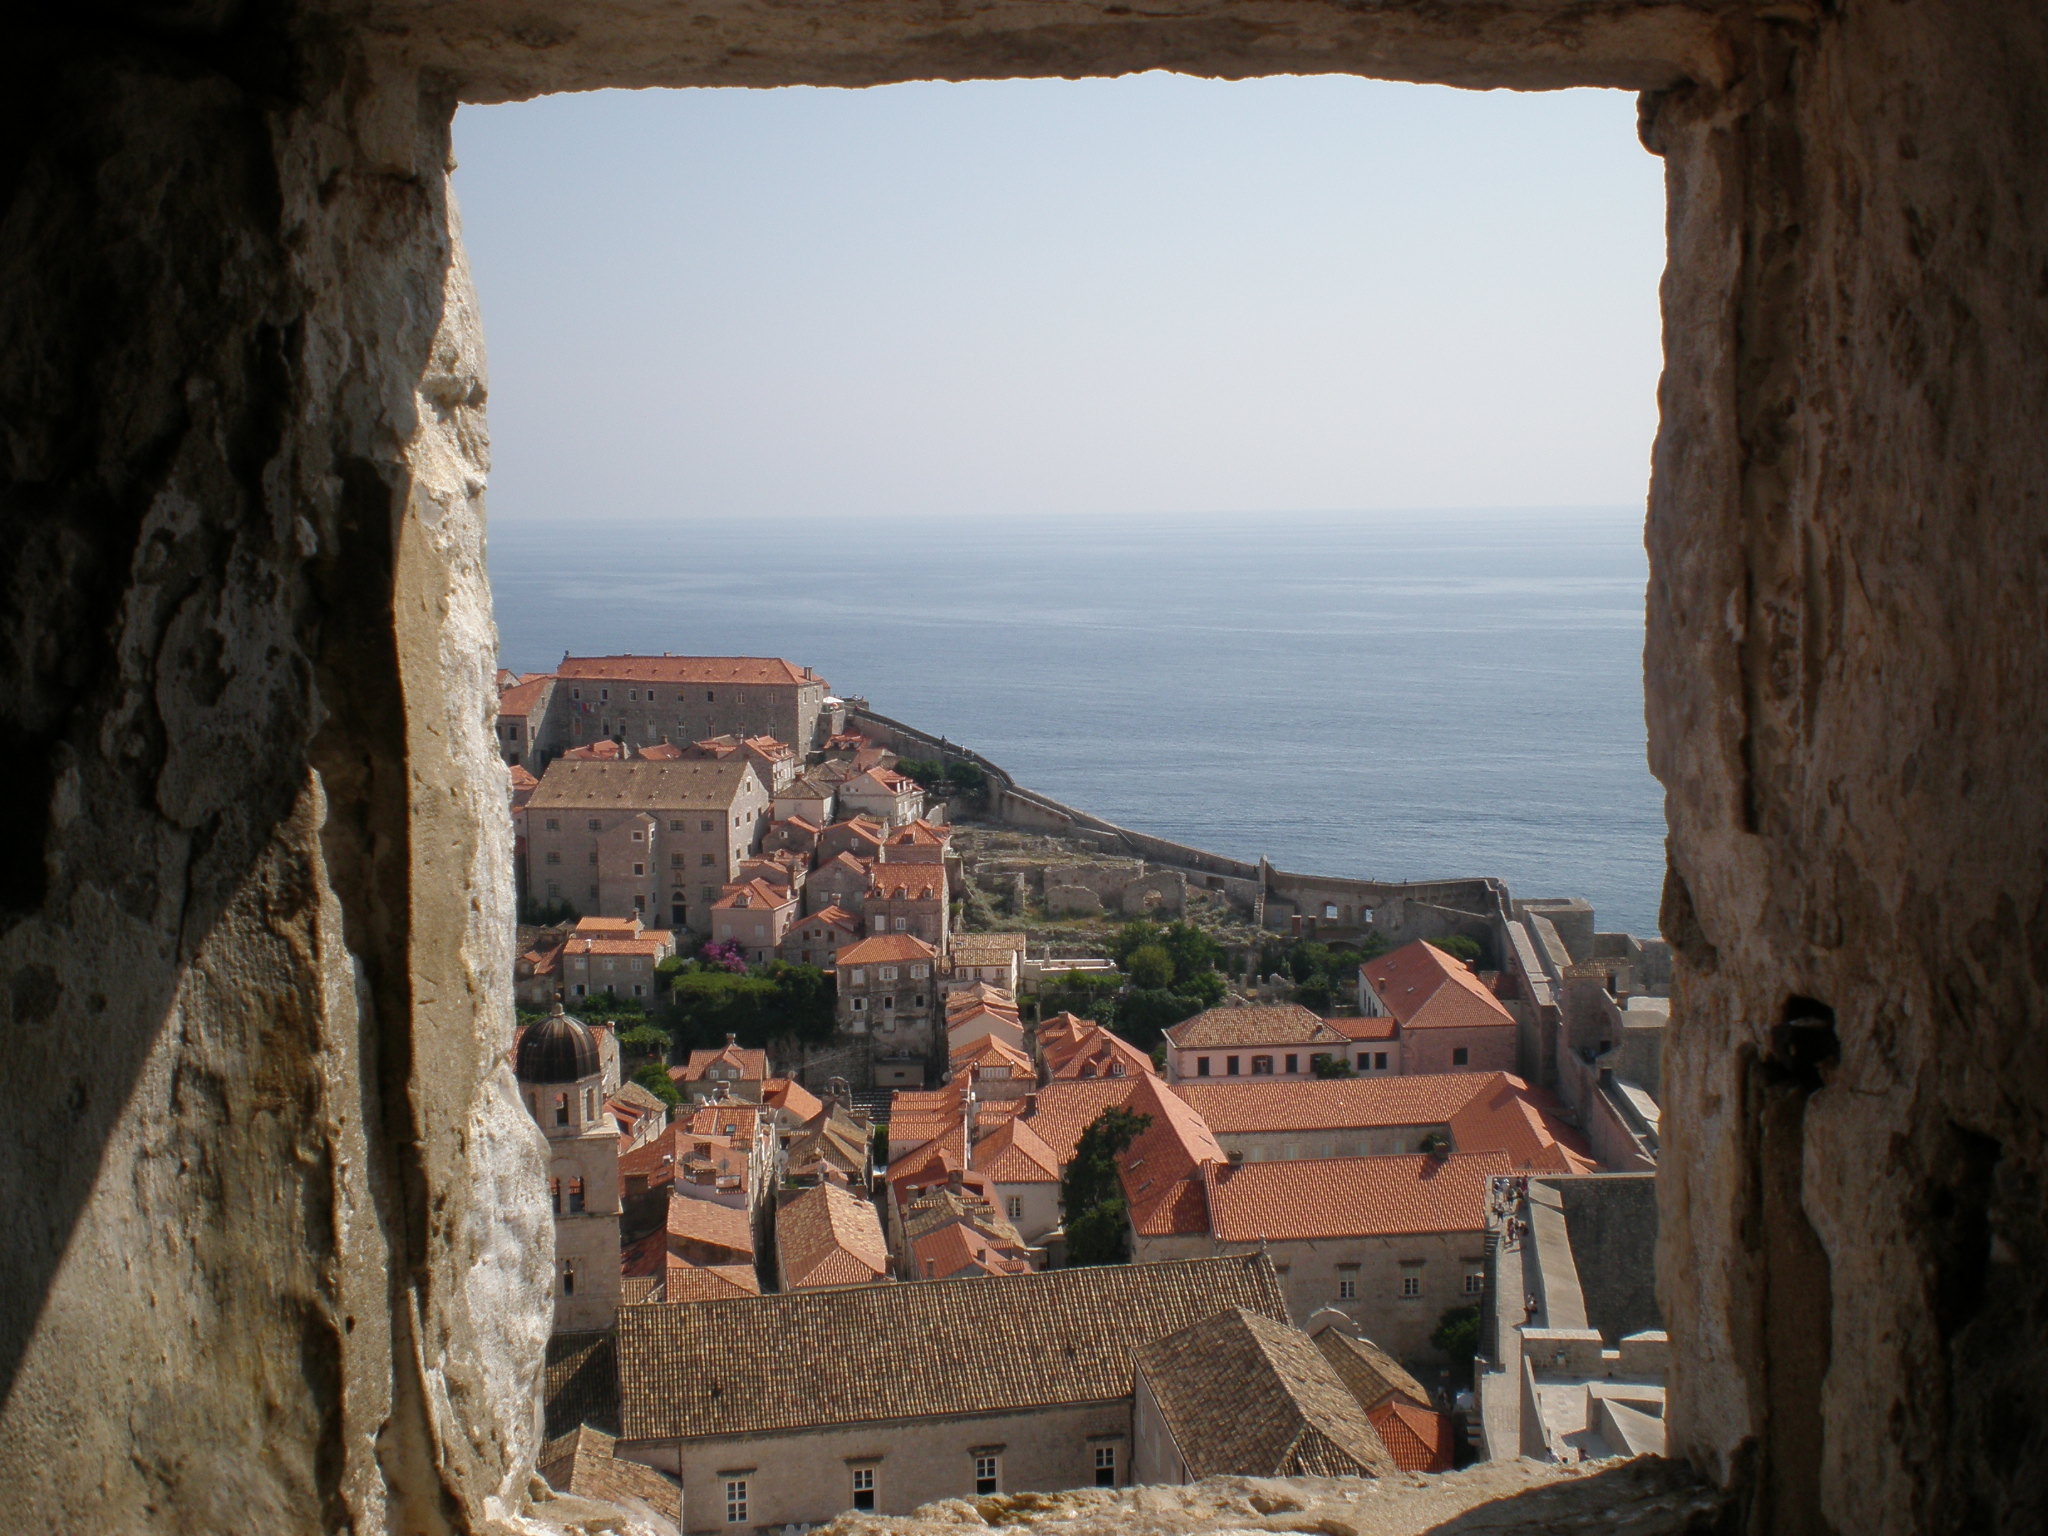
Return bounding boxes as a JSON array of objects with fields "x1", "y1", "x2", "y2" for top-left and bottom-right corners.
[
  {"x1": 1368, "y1": 1401, "x2": 1455, "y2": 1472},
  {"x1": 575, "y1": 915, "x2": 644, "y2": 935},
  {"x1": 528, "y1": 757, "x2": 758, "y2": 813},
  {"x1": 617, "y1": 1254, "x2": 1288, "y2": 1441},
  {"x1": 556, "y1": 654, "x2": 821, "y2": 687},
  {"x1": 1362, "y1": 941, "x2": 1518, "y2": 1031},
  {"x1": 869, "y1": 866, "x2": 947, "y2": 901},
  {"x1": 777, "y1": 1183, "x2": 892, "y2": 1291},
  {"x1": 1312, "y1": 1324, "x2": 1432, "y2": 1411},
  {"x1": 1203, "y1": 1151, "x2": 1511, "y2": 1242},
  {"x1": 836, "y1": 934, "x2": 938, "y2": 965},
  {"x1": 1165, "y1": 1004, "x2": 1351, "y2": 1050},
  {"x1": 1177, "y1": 1073, "x2": 1506, "y2": 1135},
  {"x1": 1135, "y1": 1308, "x2": 1396, "y2": 1480}
]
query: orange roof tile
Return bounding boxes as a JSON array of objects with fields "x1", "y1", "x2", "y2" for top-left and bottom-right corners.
[
  {"x1": 557, "y1": 655, "x2": 821, "y2": 687},
  {"x1": 1024, "y1": 1080, "x2": 1146, "y2": 1168},
  {"x1": 1165, "y1": 1004, "x2": 1351, "y2": 1050},
  {"x1": 1445, "y1": 1075, "x2": 1597, "y2": 1173},
  {"x1": 497, "y1": 675, "x2": 553, "y2": 716},
  {"x1": 1042, "y1": 1019, "x2": 1158, "y2": 1082},
  {"x1": 1367, "y1": 1401, "x2": 1456, "y2": 1472},
  {"x1": 912, "y1": 1220, "x2": 1032, "y2": 1280},
  {"x1": 761, "y1": 1077, "x2": 826, "y2": 1124},
  {"x1": 836, "y1": 934, "x2": 939, "y2": 965},
  {"x1": 1119, "y1": 1074, "x2": 1228, "y2": 1237},
  {"x1": 713, "y1": 879, "x2": 797, "y2": 911},
  {"x1": 777, "y1": 1183, "x2": 892, "y2": 1291},
  {"x1": 663, "y1": 1192, "x2": 757, "y2": 1256},
  {"x1": 1178, "y1": 1073, "x2": 1503, "y2": 1135},
  {"x1": 676, "y1": 1041, "x2": 769, "y2": 1082},
  {"x1": 1202, "y1": 1151, "x2": 1511, "y2": 1242},
  {"x1": 868, "y1": 867, "x2": 946, "y2": 902},
  {"x1": 1362, "y1": 941, "x2": 1518, "y2": 1031},
  {"x1": 971, "y1": 1117, "x2": 1061, "y2": 1184},
  {"x1": 687, "y1": 1103, "x2": 763, "y2": 1142},
  {"x1": 948, "y1": 1035, "x2": 1033, "y2": 1076}
]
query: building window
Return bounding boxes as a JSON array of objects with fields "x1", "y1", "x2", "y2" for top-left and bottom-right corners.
[
  {"x1": 973, "y1": 1455, "x2": 1000, "y2": 1497},
  {"x1": 851, "y1": 1468, "x2": 875, "y2": 1512},
  {"x1": 561, "y1": 1259, "x2": 576, "y2": 1296},
  {"x1": 1466, "y1": 1270, "x2": 1485, "y2": 1295},
  {"x1": 568, "y1": 1177, "x2": 585, "y2": 1213},
  {"x1": 879, "y1": 965, "x2": 898, "y2": 982},
  {"x1": 632, "y1": 862, "x2": 645, "y2": 876},
  {"x1": 546, "y1": 881, "x2": 560, "y2": 900},
  {"x1": 1094, "y1": 1446, "x2": 1117, "y2": 1487},
  {"x1": 1285, "y1": 1054, "x2": 1298, "y2": 1074},
  {"x1": 701, "y1": 853, "x2": 715, "y2": 866},
  {"x1": 630, "y1": 828, "x2": 643, "y2": 841},
  {"x1": 1375, "y1": 1052, "x2": 1389, "y2": 1069},
  {"x1": 701, "y1": 818, "x2": 714, "y2": 832},
  {"x1": 706, "y1": 690, "x2": 716, "y2": 702},
  {"x1": 1338, "y1": 1271, "x2": 1358, "y2": 1300},
  {"x1": 671, "y1": 819, "x2": 685, "y2": 831},
  {"x1": 588, "y1": 850, "x2": 598, "y2": 864},
  {"x1": 570, "y1": 688, "x2": 581, "y2": 700},
  {"x1": 1401, "y1": 1273, "x2": 1423, "y2": 1298},
  {"x1": 881, "y1": 995, "x2": 893, "y2": 1010},
  {"x1": 724, "y1": 1478, "x2": 747, "y2": 1524},
  {"x1": 1251, "y1": 1056, "x2": 1274, "y2": 1076},
  {"x1": 1226, "y1": 1056, "x2": 1241, "y2": 1076},
  {"x1": 1452, "y1": 1047, "x2": 1469, "y2": 1066},
  {"x1": 553, "y1": 1092, "x2": 568, "y2": 1127},
  {"x1": 894, "y1": 916, "x2": 908, "y2": 931},
  {"x1": 1324, "y1": 903, "x2": 1339, "y2": 919},
  {"x1": 548, "y1": 1177, "x2": 560, "y2": 1213},
  {"x1": 545, "y1": 851, "x2": 561, "y2": 865},
  {"x1": 586, "y1": 818, "x2": 602, "y2": 832},
  {"x1": 1007, "y1": 1196, "x2": 1023, "y2": 1221},
  {"x1": 628, "y1": 689, "x2": 638, "y2": 701},
  {"x1": 544, "y1": 817, "x2": 559, "y2": 831},
  {"x1": 851, "y1": 998, "x2": 866, "y2": 1012},
  {"x1": 1196, "y1": 1057, "x2": 1210, "y2": 1077},
  {"x1": 672, "y1": 853, "x2": 686, "y2": 867}
]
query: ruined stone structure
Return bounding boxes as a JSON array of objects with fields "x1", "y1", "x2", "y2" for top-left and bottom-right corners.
[{"x1": 4, "y1": 5, "x2": 2044, "y2": 1535}]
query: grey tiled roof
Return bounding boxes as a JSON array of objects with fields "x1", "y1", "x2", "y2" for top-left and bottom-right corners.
[
  {"x1": 544, "y1": 1329, "x2": 620, "y2": 1439},
  {"x1": 1312, "y1": 1323, "x2": 1432, "y2": 1410},
  {"x1": 617, "y1": 1253, "x2": 1286, "y2": 1442},
  {"x1": 1136, "y1": 1308, "x2": 1397, "y2": 1479}
]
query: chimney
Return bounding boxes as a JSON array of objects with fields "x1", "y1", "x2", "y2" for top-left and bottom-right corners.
[
  {"x1": 947, "y1": 1167, "x2": 964, "y2": 1192},
  {"x1": 725, "y1": 1032, "x2": 738, "y2": 1048},
  {"x1": 1227, "y1": 1150, "x2": 1244, "y2": 1165}
]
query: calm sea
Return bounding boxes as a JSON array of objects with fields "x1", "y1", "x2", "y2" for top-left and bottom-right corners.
[{"x1": 488, "y1": 508, "x2": 1663, "y2": 938}]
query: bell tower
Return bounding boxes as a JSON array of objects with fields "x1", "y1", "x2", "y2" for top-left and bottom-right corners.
[{"x1": 515, "y1": 1003, "x2": 623, "y2": 1332}]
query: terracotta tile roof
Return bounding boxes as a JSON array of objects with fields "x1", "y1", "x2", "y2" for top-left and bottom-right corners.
[
  {"x1": 661, "y1": 1192, "x2": 757, "y2": 1257},
  {"x1": 1312, "y1": 1324, "x2": 1432, "y2": 1411},
  {"x1": 508, "y1": 763, "x2": 540, "y2": 791},
  {"x1": 1367, "y1": 1401, "x2": 1456, "y2": 1472},
  {"x1": 1362, "y1": 941, "x2": 1518, "y2": 1031},
  {"x1": 884, "y1": 819, "x2": 952, "y2": 847},
  {"x1": 1445, "y1": 1074, "x2": 1597, "y2": 1173},
  {"x1": 1024, "y1": 1079, "x2": 1146, "y2": 1168},
  {"x1": 777, "y1": 1183, "x2": 893, "y2": 1290},
  {"x1": 675, "y1": 1041, "x2": 770, "y2": 1083},
  {"x1": 616, "y1": 1253, "x2": 1288, "y2": 1442},
  {"x1": 781, "y1": 777, "x2": 834, "y2": 799},
  {"x1": 544, "y1": 1330, "x2": 620, "y2": 1439},
  {"x1": 787, "y1": 906, "x2": 858, "y2": 936},
  {"x1": 1177, "y1": 1073, "x2": 1503, "y2": 1135},
  {"x1": 537, "y1": 1425, "x2": 682, "y2": 1519},
  {"x1": 945, "y1": 983, "x2": 1018, "y2": 1014},
  {"x1": 528, "y1": 758, "x2": 757, "y2": 812},
  {"x1": 949, "y1": 933, "x2": 1025, "y2": 960},
  {"x1": 557, "y1": 654, "x2": 821, "y2": 687},
  {"x1": 1166, "y1": 1004, "x2": 1351, "y2": 1051},
  {"x1": 971, "y1": 1117, "x2": 1061, "y2": 1184},
  {"x1": 712, "y1": 878, "x2": 795, "y2": 912},
  {"x1": 621, "y1": 1236, "x2": 762, "y2": 1299},
  {"x1": 815, "y1": 851, "x2": 873, "y2": 879},
  {"x1": 868, "y1": 866, "x2": 947, "y2": 902},
  {"x1": 686, "y1": 1103, "x2": 763, "y2": 1142},
  {"x1": 1203, "y1": 1151, "x2": 1510, "y2": 1242},
  {"x1": 950, "y1": 1033, "x2": 1033, "y2": 1074},
  {"x1": 566, "y1": 936, "x2": 669, "y2": 958},
  {"x1": 836, "y1": 934, "x2": 938, "y2": 965},
  {"x1": 1135, "y1": 1308, "x2": 1396, "y2": 1480},
  {"x1": 786, "y1": 1112, "x2": 872, "y2": 1184},
  {"x1": 761, "y1": 1077, "x2": 825, "y2": 1124},
  {"x1": 1120, "y1": 1074, "x2": 1229, "y2": 1237},
  {"x1": 562, "y1": 739, "x2": 631, "y2": 761},
  {"x1": 636, "y1": 741, "x2": 685, "y2": 760},
  {"x1": 575, "y1": 916, "x2": 644, "y2": 934},
  {"x1": 911, "y1": 1216, "x2": 1032, "y2": 1279},
  {"x1": 775, "y1": 813, "x2": 823, "y2": 835},
  {"x1": 1329, "y1": 1014, "x2": 1400, "y2": 1042},
  {"x1": 1042, "y1": 1018, "x2": 1157, "y2": 1082},
  {"x1": 497, "y1": 675, "x2": 553, "y2": 717}
]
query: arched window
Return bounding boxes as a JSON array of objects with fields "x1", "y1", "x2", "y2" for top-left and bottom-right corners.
[
  {"x1": 553, "y1": 1091, "x2": 569, "y2": 1126},
  {"x1": 568, "y1": 1177, "x2": 586, "y2": 1213},
  {"x1": 562, "y1": 1260, "x2": 576, "y2": 1297},
  {"x1": 549, "y1": 1177, "x2": 561, "y2": 1214}
]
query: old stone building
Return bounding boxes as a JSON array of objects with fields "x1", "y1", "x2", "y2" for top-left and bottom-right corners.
[
  {"x1": 515, "y1": 1007, "x2": 624, "y2": 1334},
  {"x1": 8, "y1": 4, "x2": 2047, "y2": 1534},
  {"x1": 523, "y1": 757, "x2": 769, "y2": 930},
  {"x1": 538, "y1": 655, "x2": 830, "y2": 756}
]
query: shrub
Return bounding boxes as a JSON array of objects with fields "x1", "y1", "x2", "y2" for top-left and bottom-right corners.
[
  {"x1": 1125, "y1": 942, "x2": 1175, "y2": 990},
  {"x1": 1429, "y1": 934, "x2": 1483, "y2": 964},
  {"x1": 1060, "y1": 1107, "x2": 1151, "y2": 1266},
  {"x1": 632, "y1": 1063, "x2": 680, "y2": 1107},
  {"x1": 1432, "y1": 1305, "x2": 1482, "y2": 1384}
]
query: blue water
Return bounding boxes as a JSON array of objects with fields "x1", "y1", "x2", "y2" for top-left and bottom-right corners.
[{"x1": 488, "y1": 508, "x2": 1663, "y2": 937}]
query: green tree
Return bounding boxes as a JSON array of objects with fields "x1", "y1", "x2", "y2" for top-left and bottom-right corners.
[
  {"x1": 944, "y1": 760, "x2": 986, "y2": 794},
  {"x1": 1111, "y1": 920, "x2": 1165, "y2": 967},
  {"x1": 1432, "y1": 1305, "x2": 1482, "y2": 1385},
  {"x1": 632, "y1": 1062, "x2": 680, "y2": 1108},
  {"x1": 617, "y1": 1023, "x2": 671, "y2": 1061},
  {"x1": 1312, "y1": 1053, "x2": 1356, "y2": 1079},
  {"x1": 1429, "y1": 934, "x2": 1483, "y2": 964},
  {"x1": 1060, "y1": 1107, "x2": 1151, "y2": 1266},
  {"x1": 1158, "y1": 920, "x2": 1224, "y2": 978},
  {"x1": 1114, "y1": 988, "x2": 1204, "y2": 1047},
  {"x1": 1125, "y1": 942, "x2": 1175, "y2": 990}
]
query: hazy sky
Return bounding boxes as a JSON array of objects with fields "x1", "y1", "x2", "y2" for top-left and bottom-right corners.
[{"x1": 453, "y1": 76, "x2": 1665, "y2": 524}]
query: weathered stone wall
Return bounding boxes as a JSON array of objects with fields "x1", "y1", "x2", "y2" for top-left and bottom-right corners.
[{"x1": 6, "y1": 4, "x2": 2046, "y2": 1535}]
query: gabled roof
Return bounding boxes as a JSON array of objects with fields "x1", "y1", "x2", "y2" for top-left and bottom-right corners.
[
  {"x1": 786, "y1": 905, "x2": 858, "y2": 935},
  {"x1": 1042, "y1": 1018, "x2": 1157, "y2": 1082},
  {"x1": 1312, "y1": 1324, "x2": 1432, "y2": 1411},
  {"x1": 1361, "y1": 940, "x2": 1518, "y2": 1031},
  {"x1": 971, "y1": 1117, "x2": 1061, "y2": 1184},
  {"x1": 1165, "y1": 1003, "x2": 1351, "y2": 1050},
  {"x1": 1119, "y1": 1073, "x2": 1228, "y2": 1237},
  {"x1": 686, "y1": 1103, "x2": 763, "y2": 1142},
  {"x1": 948, "y1": 1034, "x2": 1033, "y2": 1077},
  {"x1": 777, "y1": 1183, "x2": 892, "y2": 1290},
  {"x1": 1368, "y1": 1401, "x2": 1456, "y2": 1472},
  {"x1": 1135, "y1": 1308, "x2": 1396, "y2": 1480},
  {"x1": 537, "y1": 1426, "x2": 684, "y2": 1519},
  {"x1": 528, "y1": 758, "x2": 758, "y2": 813},
  {"x1": 508, "y1": 763, "x2": 540, "y2": 792},
  {"x1": 557, "y1": 654, "x2": 821, "y2": 687},
  {"x1": 949, "y1": 932, "x2": 1026, "y2": 961},
  {"x1": 1202, "y1": 1151, "x2": 1511, "y2": 1242},
  {"x1": 1446, "y1": 1074, "x2": 1596, "y2": 1173},
  {"x1": 884, "y1": 819, "x2": 952, "y2": 848},
  {"x1": 779, "y1": 776, "x2": 834, "y2": 799},
  {"x1": 812, "y1": 851, "x2": 873, "y2": 880},
  {"x1": 1024, "y1": 1079, "x2": 1146, "y2": 1169},
  {"x1": 617, "y1": 1253, "x2": 1288, "y2": 1441},
  {"x1": 761, "y1": 1077, "x2": 825, "y2": 1124},
  {"x1": 911, "y1": 1216, "x2": 1032, "y2": 1280},
  {"x1": 836, "y1": 934, "x2": 938, "y2": 966},
  {"x1": 661, "y1": 1192, "x2": 756, "y2": 1257},
  {"x1": 676, "y1": 1040, "x2": 769, "y2": 1082},
  {"x1": 713, "y1": 878, "x2": 796, "y2": 912},
  {"x1": 496, "y1": 674, "x2": 553, "y2": 717}
]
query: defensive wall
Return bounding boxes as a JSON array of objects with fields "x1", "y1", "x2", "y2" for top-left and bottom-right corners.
[{"x1": 852, "y1": 707, "x2": 1517, "y2": 957}]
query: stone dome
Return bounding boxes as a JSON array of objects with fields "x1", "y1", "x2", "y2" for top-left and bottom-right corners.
[{"x1": 515, "y1": 1003, "x2": 599, "y2": 1084}]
